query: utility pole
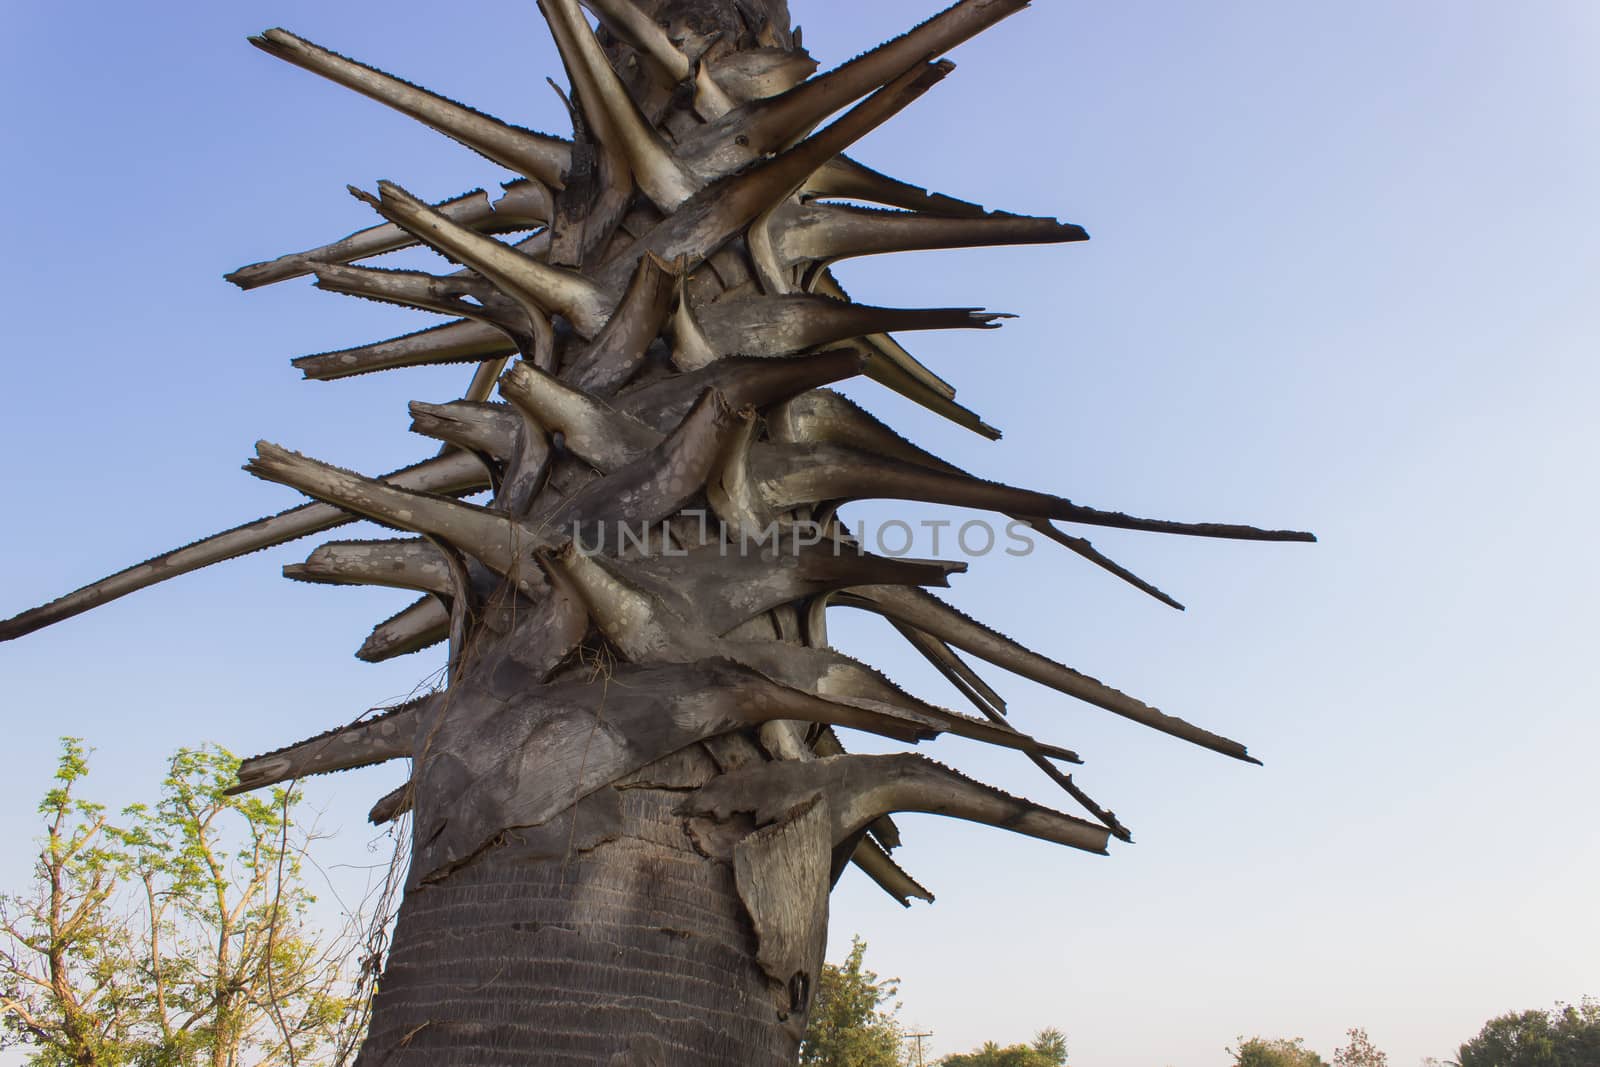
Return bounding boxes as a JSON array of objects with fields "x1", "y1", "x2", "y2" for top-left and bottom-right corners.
[{"x1": 907, "y1": 1030, "x2": 933, "y2": 1067}]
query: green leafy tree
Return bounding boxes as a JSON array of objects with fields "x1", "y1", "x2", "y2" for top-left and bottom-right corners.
[
  {"x1": 1032, "y1": 1028, "x2": 1068, "y2": 1065},
  {"x1": 800, "y1": 937, "x2": 907, "y2": 1067},
  {"x1": 1457, "y1": 1010, "x2": 1555, "y2": 1067},
  {"x1": 0, "y1": 739, "x2": 142, "y2": 1065},
  {"x1": 1333, "y1": 1028, "x2": 1387, "y2": 1067},
  {"x1": 1230, "y1": 1036, "x2": 1329, "y2": 1067},
  {"x1": 940, "y1": 1028, "x2": 1068, "y2": 1067},
  {"x1": 1456, "y1": 998, "x2": 1600, "y2": 1067},
  {"x1": 1, "y1": 739, "x2": 362, "y2": 1067}
]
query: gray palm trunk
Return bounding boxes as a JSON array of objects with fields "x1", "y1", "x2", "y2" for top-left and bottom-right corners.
[{"x1": 1, "y1": 0, "x2": 1314, "y2": 1063}]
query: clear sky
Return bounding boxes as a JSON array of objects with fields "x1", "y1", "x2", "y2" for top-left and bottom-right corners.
[{"x1": 2, "y1": 2, "x2": 1597, "y2": 1065}]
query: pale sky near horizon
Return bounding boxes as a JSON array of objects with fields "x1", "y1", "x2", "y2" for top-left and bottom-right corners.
[{"x1": 2, "y1": 2, "x2": 1597, "y2": 1065}]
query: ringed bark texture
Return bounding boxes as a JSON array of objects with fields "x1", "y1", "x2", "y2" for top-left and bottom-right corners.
[{"x1": 362, "y1": 789, "x2": 797, "y2": 1066}]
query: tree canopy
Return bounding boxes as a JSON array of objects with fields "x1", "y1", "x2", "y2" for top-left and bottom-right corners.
[
  {"x1": 940, "y1": 1027, "x2": 1068, "y2": 1066},
  {"x1": 0, "y1": 738, "x2": 362, "y2": 1066},
  {"x1": 800, "y1": 937, "x2": 907, "y2": 1067},
  {"x1": 1231, "y1": 1036, "x2": 1329, "y2": 1067},
  {"x1": 1332, "y1": 1027, "x2": 1387, "y2": 1067},
  {"x1": 1456, "y1": 998, "x2": 1600, "y2": 1067}
]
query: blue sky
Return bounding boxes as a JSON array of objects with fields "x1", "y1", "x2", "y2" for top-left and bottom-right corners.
[{"x1": 2, "y1": 2, "x2": 1597, "y2": 1065}]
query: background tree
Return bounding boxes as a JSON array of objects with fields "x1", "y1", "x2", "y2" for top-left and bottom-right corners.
[
  {"x1": 0, "y1": 739, "x2": 360, "y2": 1067},
  {"x1": 1456, "y1": 1010, "x2": 1553, "y2": 1067},
  {"x1": 1333, "y1": 1028, "x2": 1388, "y2": 1067},
  {"x1": 1535, "y1": 999, "x2": 1600, "y2": 1066},
  {"x1": 0, "y1": 739, "x2": 141, "y2": 1066},
  {"x1": 940, "y1": 1027, "x2": 1068, "y2": 1066},
  {"x1": 800, "y1": 937, "x2": 906, "y2": 1067},
  {"x1": 1230, "y1": 1036, "x2": 1329, "y2": 1067},
  {"x1": 1030, "y1": 1030, "x2": 1068, "y2": 1066},
  {"x1": 1456, "y1": 998, "x2": 1600, "y2": 1067}
]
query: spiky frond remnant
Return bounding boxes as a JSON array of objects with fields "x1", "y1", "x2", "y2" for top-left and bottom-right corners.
[{"x1": 1, "y1": 1, "x2": 1312, "y2": 1062}]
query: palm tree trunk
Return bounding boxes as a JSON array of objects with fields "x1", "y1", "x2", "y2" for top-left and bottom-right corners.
[
  {"x1": 358, "y1": 785, "x2": 804, "y2": 1066},
  {"x1": 349, "y1": 2, "x2": 810, "y2": 1061},
  {"x1": 330, "y1": 1, "x2": 807, "y2": 1059}
]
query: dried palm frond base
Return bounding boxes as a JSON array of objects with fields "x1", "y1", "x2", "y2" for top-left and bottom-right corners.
[{"x1": 0, "y1": 0, "x2": 1313, "y2": 1063}]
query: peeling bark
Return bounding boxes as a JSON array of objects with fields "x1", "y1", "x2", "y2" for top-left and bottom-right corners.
[{"x1": 733, "y1": 794, "x2": 831, "y2": 1020}]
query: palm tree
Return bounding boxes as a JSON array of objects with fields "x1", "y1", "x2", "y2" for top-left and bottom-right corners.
[{"x1": 0, "y1": 0, "x2": 1313, "y2": 1063}]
